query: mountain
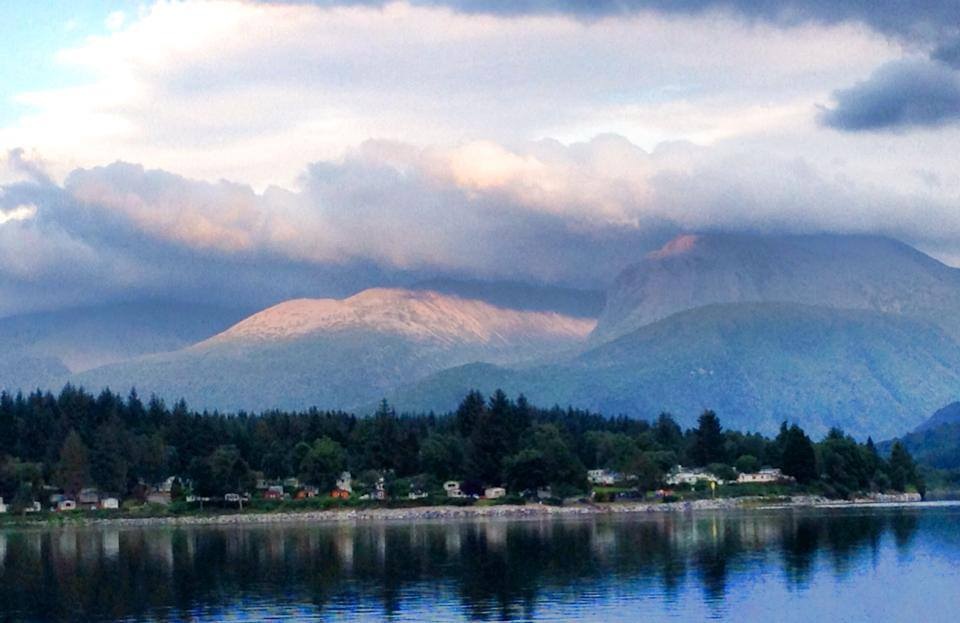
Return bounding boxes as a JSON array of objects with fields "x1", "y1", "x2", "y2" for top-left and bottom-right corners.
[
  {"x1": 593, "y1": 233, "x2": 960, "y2": 342},
  {"x1": 0, "y1": 301, "x2": 251, "y2": 392},
  {"x1": 387, "y1": 303, "x2": 960, "y2": 439},
  {"x1": 409, "y1": 277, "x2": 605, "y2": 318},
  {"x1": 54, "y1": 234, "x2": 960, "y2": 439},
  {"x1": 914, "y1": 402, "x2": 960, "y2": 432},
  {"x1": 881, "y1": 402, "x2": 960, "y2": 470},
  {"x1": 70, "y1": 288, "x2": 595, "y2": 412}
]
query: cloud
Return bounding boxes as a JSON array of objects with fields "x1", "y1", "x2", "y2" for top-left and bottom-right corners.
[
  {"x1": 932, "y1": 38, "x2": 960, "y2": 69},
  {"x1": 819, "y1": 59, "x2": 960, "y2": 131},
  {"x1": 3, "y1": 132, "x2": 960, "y2": 317},
  {"x1": 0, "y1": 203, "x2": 37, "y2": 224},
  {"x1": 275, "y1": 1, "x2": 960, "y2": 43},
  {"x1": 0, "y1": 0, "x2": 898, "y2": 187}
]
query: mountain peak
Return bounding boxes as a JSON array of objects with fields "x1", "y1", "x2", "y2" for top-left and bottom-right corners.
[
  {"x1": 593, "y1": 232, "x2": 960, "y2": 342},
  {"x1": 646, "y1": 234, "x2": 702, "y2": 259},
  {"x1": 204, "y1": 287, "x2": 596, "y2": 347}
]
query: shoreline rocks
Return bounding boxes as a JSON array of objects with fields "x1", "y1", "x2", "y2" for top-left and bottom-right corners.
[{"x1": 3, "y1": 494, "x2": 940, "y2": 529}]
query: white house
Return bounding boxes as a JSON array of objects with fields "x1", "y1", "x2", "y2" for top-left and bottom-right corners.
[
  {"x1": 587, "y1": 469, "x2": 621, "y2": 486},
  {"x1": 0, "y1": 497, "x2": 7, "y2": 513},
  {"x1": 100, "y1": 497, "x2": 120, "y2": 510},
  {"x1": 444, "y1": 481, "x2": 465, "y2": 498},
  {"x1": 484, "y1": 487, "x2": 507, "y2": 499},
  {"x1": 666, "y1": 466, "x2": 724, "y2": 486},
  {"x1": 737, "y1": 468, "x2": 791, "y2": 484},
  {"x1": 336, "y1": 471, "x2": 353, "y2": 493}
]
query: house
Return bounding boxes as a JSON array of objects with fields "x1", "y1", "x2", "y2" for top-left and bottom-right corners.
[
  {"x1": 408, "y1": 489, "x2": 428, "y2": 500},
  {"x1": 737, "y1": 468, "x2": 793, "y2": 484},
  {"x1": 25, "y1": 501, "x2": 41, "y2": 513},
  {"x1": 444, "y1": 481, "x2": 465, "y2": 498},
  {"x1": 57, "y1": 499, "x2": 77, "y2": 512},
  {"x1": 484, "y1": 487, "x2": 507, "y2": 499},
  {"x1": 336, "y1": 471, "x2": 353, "y2": 493},
  {"x1": 587, "y1": 469, "x2": 621, "y2": 486},
  {"x1": 264, "y1": 485, "x2": 285, "y2": 500},
  {"x1": 666, "y1": 466, "x2": 724, "y2": 486},
  {"x1": 302, "y1": 485, "x2": 320, "y2": 497},
  {"x1": 283, "y1": 477, "x2": 300, "y2": 489},
  {"x1": 0, "y1": 497, "x2": 7, "y2": 513},
  {"x1": 78, "y1": 488, "x2": 100, "y2": 508},
  {"x1": 330, "y1": 488, "x2": 350, "y2": 499},
  {"x1": 100, "y1": 497, "x2": 120, "y2": 510}
]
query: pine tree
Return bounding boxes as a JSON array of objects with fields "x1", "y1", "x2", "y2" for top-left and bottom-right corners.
[
  {"x1": 57, "y1": 429, "x2": 91, "y2": 496},
  {"x1": 779, "y1": 424, "x2": 817, "y2": 484},
  {"x1": 692, "y1": 410, "x2": 725, "y2": 466}
]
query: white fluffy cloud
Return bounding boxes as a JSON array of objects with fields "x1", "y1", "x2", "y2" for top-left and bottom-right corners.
[{"x1": 0, "y1": 0, "x2": 902, "y2": 187}]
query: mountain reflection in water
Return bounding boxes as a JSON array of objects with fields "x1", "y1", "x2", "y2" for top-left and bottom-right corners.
[{"x1": 0, "y1": 505, "x2": 958, "y2": 622}]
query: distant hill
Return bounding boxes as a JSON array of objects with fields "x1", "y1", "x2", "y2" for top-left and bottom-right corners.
[
  {"x1": 876, "y1": 402, "x2": 960, "y2": 470},
  {"x1": 915, "y1": 402, "x2": 960, "y2": 432},
  {"x1": 387, "y1": 303, "x2": 960, "y2": 439},
  {"x1": 593, "y1": 234, "x2": 960, "y2": 343},
  {"x1": 70, "y1": 288, "x2": 595, "y2": 413},
  {"x1": 0, "y1": 301, "x2": 251, "y2": 392}
]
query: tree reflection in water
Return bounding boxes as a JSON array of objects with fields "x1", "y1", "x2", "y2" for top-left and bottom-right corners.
[{"x1": 0, "y1": 507, "x2": 946, "y2": 622}]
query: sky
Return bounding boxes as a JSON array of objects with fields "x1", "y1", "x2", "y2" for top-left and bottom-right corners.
[{"x1": 1, "y1": 0, "x2": 959, "y2": 316}]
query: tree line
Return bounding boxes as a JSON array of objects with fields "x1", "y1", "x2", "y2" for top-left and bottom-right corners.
[{"x1": 0, "y1": 385, "x2": 924, "y2": 508}]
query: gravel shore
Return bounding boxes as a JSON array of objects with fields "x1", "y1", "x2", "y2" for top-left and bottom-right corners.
[{"x1": 14, "y1": 492, "x2": 919, "y2": 528}]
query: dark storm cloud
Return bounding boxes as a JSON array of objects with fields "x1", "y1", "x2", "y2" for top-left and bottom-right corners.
[{"x1": 819, "y1": 60, "x2": 960, "y2": 131}]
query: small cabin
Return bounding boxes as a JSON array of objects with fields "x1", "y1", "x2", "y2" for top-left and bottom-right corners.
[
  {"x1": 444, "y1": 481, "x2": 464, "y2": 498},
  {"x1": 484, "y1": 487, "x2": 507, "y2": 499}
]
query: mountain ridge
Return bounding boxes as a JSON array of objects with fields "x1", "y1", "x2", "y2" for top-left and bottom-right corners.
[{"x1": 593, "y1": 233, "x2": 960, "y2": 343}]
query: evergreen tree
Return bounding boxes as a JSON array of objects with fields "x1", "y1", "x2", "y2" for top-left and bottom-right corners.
[
  {"x1": 888, "y1": 441, "x2": 918, "y2": 492},
  {"x1": 778, "y1": 424, "x2": 817, "y2": 484},
  {"x1": 465, "y1": 391, "x2": 514, "y2": 485},
  {"x1": 692, "y1": 410, "x2": 725, "y2": 466},
  {"x1": 455, "y1": 390, "x2": 486, "y2": 438},
  {"x1": 57, "y1": 429, "x2": 91, "y2": 496},
  {"x1": 91, "y1": 418, "x2": 129, "y2": 494}
]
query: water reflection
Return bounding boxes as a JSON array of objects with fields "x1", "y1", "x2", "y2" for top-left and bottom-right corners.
[{"x1": 0, "y1": 506, "x2": 956, "y2": 622}]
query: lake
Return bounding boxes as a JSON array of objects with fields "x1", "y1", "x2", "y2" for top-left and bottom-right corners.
[{"x1": 1, "y1": 504, "x2": 958, "y2": 622}]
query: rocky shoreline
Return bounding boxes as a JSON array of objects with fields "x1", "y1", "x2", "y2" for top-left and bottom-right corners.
[{"x1": 1, "y1": 492, "x2": 928, "y2": 529}]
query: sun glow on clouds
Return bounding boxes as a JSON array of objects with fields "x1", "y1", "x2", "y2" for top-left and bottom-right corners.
[
  {"x1": 1, "y1": 0, "x2": 960, "y2": 315},
  {"x1": 0, "y1": 0, "x2": 902, "y2": 188}
]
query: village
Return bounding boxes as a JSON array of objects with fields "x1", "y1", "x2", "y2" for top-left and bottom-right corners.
[{"x1": 0, "y1": 464, "x2": 796, "y2": 517}]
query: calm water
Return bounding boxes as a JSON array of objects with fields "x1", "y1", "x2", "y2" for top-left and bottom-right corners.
[{"x1": 1, "y1": 504, "x2": 959, "y2": 622}]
